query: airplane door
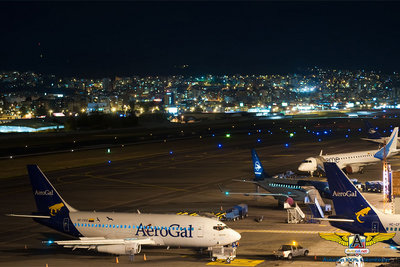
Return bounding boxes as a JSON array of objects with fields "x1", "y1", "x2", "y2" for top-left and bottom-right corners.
[
  {"x1": 63, "y1": 218, "x2": 70, "y2": 232},
  {"x1": 197, "y1": 225, "x2": 204, "y2": 238},
  {"x1": 372, "y1": 221, "x2": 379, "y2": 232}
]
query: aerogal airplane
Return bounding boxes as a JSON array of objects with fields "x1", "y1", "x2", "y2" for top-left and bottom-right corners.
[
  {"x1": 8, "y1": 165, "x2": 241, "y2": 257},
  {"x1": 320, "y1": 162, "x2": 400, "y2": 248}
]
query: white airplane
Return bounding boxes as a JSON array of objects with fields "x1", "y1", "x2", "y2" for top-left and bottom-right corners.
[
  {"x1": 7, "y1": 165, "x2": 241, "y2": 257},
  {"x1": 298, "y1": 127, "x2": 399, "y2": 176}
]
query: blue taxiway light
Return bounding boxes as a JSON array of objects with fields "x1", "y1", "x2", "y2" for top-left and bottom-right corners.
[
  {"x1": 169, "y1": 151, "x2": 173, "y2": 155},
  {"x1": 257, "y1": 139, "x2": 261, "y2": 143},
  {"x1": 108, "y1": 160, "x2": 111, "y2": 164},
  {"x1": 318, "y1": 139, "x2": 322, "y2": 142},
  {"x1": 218, "y1": 144, "x2": 222, "y2": 148},
  {"x1": 212, "y1": 134, "x2": 215, "y2": 137},
  {"x1": 285, "y1": 143, "x2": 289, "y2": 147},
  {"x1": 345, "y1": 135, "x2": 349, "y2": 138},
  {"x1": 248, "y1": 132, "x2": 251, "y2": 135}
]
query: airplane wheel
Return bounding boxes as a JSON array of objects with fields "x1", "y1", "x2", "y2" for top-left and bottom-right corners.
[
  {"x1": 211, "y1": 257, "x2": 216, "y2": 262},
  {"x1": 304, "y1": 250, "x2": 309, "y2": 256},
  {"x1": 287, "y1": 254, "x2": 293, "y2": 260}
]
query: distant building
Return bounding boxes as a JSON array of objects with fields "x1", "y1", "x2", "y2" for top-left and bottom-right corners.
[
  {"x1": 164, "y1": 91, "x2": 175, "y2": 106},
  {"x1": 102, "y1": 78, "x2": 113, "y2": 92},
  {"x1": 87, "y1": 102, "x2": 111, "y2": 113}
]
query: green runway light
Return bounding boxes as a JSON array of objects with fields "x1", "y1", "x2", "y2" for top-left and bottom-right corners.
[
  {"x1": 226, "y1": 133, "x2": 231, "y2": 138},
  {"x1": 107, "y1": 148, "x2": 111, "y2": 154},
  {"x1": 289, "y1": 133, "x2": 294, "y2": 138}
]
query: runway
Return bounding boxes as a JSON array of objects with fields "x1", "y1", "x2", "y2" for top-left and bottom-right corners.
[{"x1": 0, "y1": 124, "x2": 399, "y2": 266}]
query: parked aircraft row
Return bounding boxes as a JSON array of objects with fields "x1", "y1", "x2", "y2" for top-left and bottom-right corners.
[{"x1": 7, "y1": 122, "x2": 400, "y2": 261}]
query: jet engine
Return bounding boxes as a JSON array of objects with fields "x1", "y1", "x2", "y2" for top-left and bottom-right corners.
[
  {"x1": 97, "y1": 243, "x2": 141, "y2": 255},
  {"x1": 345, "y1": 165, "x2": 362, "y2": 174}
]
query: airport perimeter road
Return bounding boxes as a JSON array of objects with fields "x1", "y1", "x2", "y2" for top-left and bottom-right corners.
[{"x1": 0, "y1": 134, "x2": 399, "y2": 266}]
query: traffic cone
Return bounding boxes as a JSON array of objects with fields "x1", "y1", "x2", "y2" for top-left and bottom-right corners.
[
  {"x1": 115, "y1": 257, "x2": 119, "y2": 264},
  {"x1": 314, "y1": 255, "x2": 317, "y2": 260},
  {"x1": 143, "y1": 254, "x2": 147, "y2": 261}
]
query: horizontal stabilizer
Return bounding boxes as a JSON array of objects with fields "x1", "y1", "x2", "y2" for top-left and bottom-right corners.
[
  {"x1": 313, "y1": 218, "x2": 354, "y2": 222},
  {"x1": 6, "y1": 214, "x2": 51, "y2": 219},
  {"x1": 232, "y1": 179, "x2": 257, "y2": 184}
]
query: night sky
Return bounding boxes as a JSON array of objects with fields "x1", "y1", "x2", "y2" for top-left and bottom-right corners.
[{"x1": 1, "y1": 1, "x2": 400, "y2": 77}]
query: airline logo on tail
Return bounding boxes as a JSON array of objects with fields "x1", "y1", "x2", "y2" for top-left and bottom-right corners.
[
  {"x1": 254, "y1": 161, "x2": 262, "y2": 173},
  {"x1": 35, "y1": 190, "x2": 54, "y2": 196},
  {"x1": 355, "y1": 207, "x2": 371, "y2": 223},
  {"x1": 332, "y1": 190, "x2": 357, "y2": 197},
  {"x1": 49, "y1": 203, "x2": 64, "y2": 216}
]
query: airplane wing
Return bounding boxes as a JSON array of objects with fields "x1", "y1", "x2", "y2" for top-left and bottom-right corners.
[
  {"x1": 360, "y1": 138, "x2": 385, "y2": 144},
  {"x1": 232, "y1": 179, "x2": 258, "y2": 184},
  {"x1": 313, "y1": 218, "x2": 354, "y2": 222},
  {"x1": 51, "y1": 237, "x2": 156, "y2": 248},
  {"x1": 225, "y1": 192, "x2": 294, "y2": 197}
]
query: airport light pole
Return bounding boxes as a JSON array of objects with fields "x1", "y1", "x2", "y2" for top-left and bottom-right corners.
[{"x1": 383, "y1": 142, "x2": 393, "y2": 214}]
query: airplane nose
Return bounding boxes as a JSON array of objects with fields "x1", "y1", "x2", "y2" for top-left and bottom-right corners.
[
  {"x1": 232, "y1": 230, "x2": 241, "y2": 242},
  {"x1": 298, "y1": 163, "x2": 305, "y2": 171}
]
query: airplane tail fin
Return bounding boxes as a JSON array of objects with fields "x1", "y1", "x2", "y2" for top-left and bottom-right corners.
[
  {"x1": 324, "y1": 162, "x2": 385, "y2": 233},
  {"x1": 251, "y1": 149, "x2": 270, "y2": 181},
  {"x1": 374, "y1": 127, "x2": 398, "y2": 160},
  {"x1": 364, "y1": 120, "x2": 382, "y2": 139},
  {"x1": 27, "y1": 165, "x2": 77, "y2": 217}
]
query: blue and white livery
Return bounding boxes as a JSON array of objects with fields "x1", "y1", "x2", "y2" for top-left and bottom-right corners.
[
  {"x1": 323, "y1": 162, "x2": 400, "y2": 247},
  {"x1": 8, "y1": 165, "x2": 241, "y2": 256},
  {"x1": 298, "y1": 127, "x2": 399, "y2": 176}
]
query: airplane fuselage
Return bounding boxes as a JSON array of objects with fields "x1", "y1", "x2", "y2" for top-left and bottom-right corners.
[
  {"x1": 298, "y1": 149, "x2": 384, "y2": 174},
  {"x1": 36, "y1": 211, "x2": 240, "y2": 248}
]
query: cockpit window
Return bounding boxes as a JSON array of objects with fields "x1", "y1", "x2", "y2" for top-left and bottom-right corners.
[
  {"x1": 213, "y1": 224, "x2": 228, "y2": 231},
  {"x1": 302, "y1": 160, "x2": 312, "y2": 163}
]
